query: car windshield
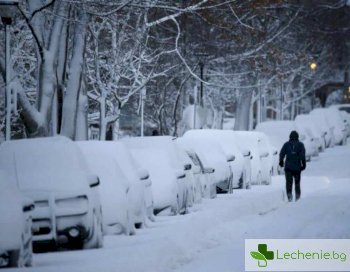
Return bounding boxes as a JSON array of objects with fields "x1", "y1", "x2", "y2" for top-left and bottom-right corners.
[
  {"x1": 187, "y1": 152, "x2": 203, "y2": 168},
  {"x1": 339, "y1": 107, "x2": 350, "y2": 113},
  {"x1": 0, "y1": 140, "x2": 88, "y2": 192}
]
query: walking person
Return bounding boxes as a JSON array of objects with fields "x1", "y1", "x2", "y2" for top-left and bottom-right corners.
[{"x1": 279, "y1": 130, "x2": 306, "y2": 202}]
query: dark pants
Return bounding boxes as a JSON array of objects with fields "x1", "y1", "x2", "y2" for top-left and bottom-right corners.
[{"x1": 285, "y1": 170, "x2": 301, "y2": 201}]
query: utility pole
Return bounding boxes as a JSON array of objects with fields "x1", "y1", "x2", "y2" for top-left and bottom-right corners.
[{"x1": 140, "y1": 87, "x2": 146, "y2": 137}]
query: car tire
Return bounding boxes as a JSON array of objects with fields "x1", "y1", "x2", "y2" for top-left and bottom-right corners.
[
  {"x1": 265, "y1": 170, "x2": 272, "y2": 185},
  {"x1": 83, "y1": 213, "x2": 103, "y2": 249},
  {"x1": 8, "y1": 250, "x2": 22, "y2": 268},
  {"x1": 9, "y1": 233, "x2": 32, "y2": 268}
]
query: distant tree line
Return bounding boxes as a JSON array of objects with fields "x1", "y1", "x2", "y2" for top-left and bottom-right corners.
[{"x1": 0, "y1": 0, "x2": 348, "y2": 140}]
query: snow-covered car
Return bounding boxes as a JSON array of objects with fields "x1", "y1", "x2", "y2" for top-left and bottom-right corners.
[
  {"x1": 0, "y1": 137, "x2": 103, "y2": 251},
  {"x1": 309, "y1": 108, "x2": 335, "y2": 148},
  {"x1": 324, "y1": 107, "x2": 347, "y2": 145},
  {"x1": 234, "y1": 131, "x2": 273, "y2": 185},
  {"x1": 330, "y1": 104, "x2": 350, "y2": 137},
  {"x1": 78, "y1": 141, "x2": 151, "y2": 235},
  {"x1": 255, "y1": 120, "x2": 313, "y2": 162},
  {"x1": 339, "y1": 110, "x2": 350, "y2": 137},
  {"x1": 182, "y1": 129, "x2": 251, "y2": 189},
  {"x1": 295, "y1": 114, "x2": 326, "y2": 152},
  {"x1": 176, "y1": 146, "x2": 202, "y2": 206},
  {"x1": 183, "y1": 149, "x2": 216, "y2": 199},
  {"x1": 123, "y1": 136, "x2": 188, "y2": 216},
  {"x1": 330, "y1": 103, "x2": 350, "y2": 114},
  {"x1": 110, "y1": 141, "x2": 153, "y2": 226},
  {"x1": 177, "y1": 136, "x2": 233, "y2": 193},
  {"x1": 0, "y1": 170, "x2": 34, "y2": 268},
  {"x1": 294, "y1": 124, "x2": 317, "y2": 158}
]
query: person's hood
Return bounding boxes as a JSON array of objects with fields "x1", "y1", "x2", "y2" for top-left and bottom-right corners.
[{"x1": 289, "y1": 130, "x2": 299, "y2": 141}]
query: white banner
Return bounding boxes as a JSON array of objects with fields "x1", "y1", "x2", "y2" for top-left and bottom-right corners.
[{"x1": 245, "y1": 239, "x2": 350, "y2": 271}]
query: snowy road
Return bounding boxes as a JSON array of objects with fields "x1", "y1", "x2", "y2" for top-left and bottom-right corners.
[{"x1": 5, "y1": 143, "x2": 350, "y2": 272}]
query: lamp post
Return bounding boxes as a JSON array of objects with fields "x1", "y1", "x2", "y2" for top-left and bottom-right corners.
[
  {"x1": 140, "y1": 87, "x2": 146, "y2": 137},
  {"x1": 194, "y1": 50, "x2": 208, "y2": 107},
  {"x1": 309, "y1": 62, "x2": 317, "y2": 109},
  {"x1": 199, "y1": 61, "x2": 204, "y2": 107},
  {"x1": 0, "y1": 0, "x2": 19, "y2": 141}
]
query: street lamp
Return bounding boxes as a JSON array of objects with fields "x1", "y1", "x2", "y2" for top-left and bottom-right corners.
[
  {"x1": 0, "y1": 0, "x2": 19, "y2": 141},
  {"x1": 140, "y1": 87, "x2": 146, "y2": 137},
  {"x1": 309, "y1": 62, "x2": 317, "y2": 71},
  {"x1": 194, "y1": 49, "x2": 208, "y2": 107},
  {"x1": 309, "y1": 62, "x2": 317, "y2": 109}
]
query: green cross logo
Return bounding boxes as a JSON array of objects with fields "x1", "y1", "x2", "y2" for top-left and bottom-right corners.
[{"x1": 250, "y1": 244, "x2": 274, "y2": 268}]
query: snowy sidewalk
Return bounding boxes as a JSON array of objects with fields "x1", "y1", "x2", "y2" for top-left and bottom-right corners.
[{"x1": 5, "y1": 143, "x2": 350, "y2": 272}]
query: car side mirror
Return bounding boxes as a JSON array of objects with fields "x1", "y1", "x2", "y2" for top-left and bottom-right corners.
[
  {"x1": 184, "y1": 163, "x2": 192, "y2": 171},
  {"x1": 203, "y1": 167, "x2": 215, "y2": 174},
  {"x1": 226, "y1": 154, "x2": 235, "y2": 162},
  {"x1": 243, "y1": 150, "x2": 251, "y2": 157},
  {"x1": 260, "y1": 151, "x2": 269, "y2": 158},
  {"x1": 22, "y1": 198, "x2": 35, "y2": 212},
  {"x1": 250, "y1": 155, "x2": 253, "y2": 160},
  {"x1": 176, "y1": 170, "x2": 186, "y2": 179},
  {"x1": 137, "y1": 168, "x2": 150, "y2": 181},
  {"x1": 273, "y1": 150, "x2": 278, "y2": 155},
  {"x1": 88, "y1": 175, "x2": 100, "y2": 188}
]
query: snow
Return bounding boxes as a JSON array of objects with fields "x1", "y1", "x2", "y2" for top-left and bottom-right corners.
[
  {"x1": 181, "y1": 129, "x2": 245, "y2": 188},
  {"x1": 309, "y1": 108, "x2": 335, "y2": 147},
  {"x1": 0, "y1": 137, "x2": 104, "y2": 247},
  {"x1": 255, "y1": 120, "x2": 297, "y2": 151},
  {"x1": 3, "y1": 139, "x2": 350, "y2": 272},
  {"x1": 231, "y1": 131, "x2": 263, "y2": 185},
  {"x1": 0, "y1": 137, "x2": 91, "y2": 192},
  {"x1": 122, "y1": 136, "x2": 187, "y2": 215},
  {"x1": 77, "y1": 141, "x2": 131, "y2": 235},
  {"x1": 178, "y1": 134, "x2": 232, "y2": 187},
  {"x1": 0, "y1": 170, "x2": 23, "y2": 252}
]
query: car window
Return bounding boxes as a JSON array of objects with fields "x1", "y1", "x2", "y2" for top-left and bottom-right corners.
[
  {"x1": 187, "y1": 152, "x2": 201, "y2": 167},
  {"x1": 339, "y1": 107, "x2": 350, "y2": 113}
]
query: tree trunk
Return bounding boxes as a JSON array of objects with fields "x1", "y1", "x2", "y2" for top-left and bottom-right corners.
[
  {"x1": 60, "y1": 11, "x2": 88, "y2": 139},
  {"x1": 99, "y1": 94, "x2": 107, "y2": 141},
  {"x1": 234, "y1": 89, "x2": 253, "y2": 131},
  {"x1": 75, "y1": 81, "x2": 88, "y2": 141}
]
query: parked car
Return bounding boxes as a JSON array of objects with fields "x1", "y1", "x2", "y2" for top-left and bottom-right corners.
[
  {"x1": 179, "y1": 134, "x2": 234, "y2": 193},
  {"x1": 182, "y1": 149, "x2": 216, "y2": 199},
  {"x1": 330, "y1": 103, "x2": 350, "y2": 114},
  {"x1": 123, "y1": 136, "x2": 188, "y2": 216},
  {"x1": 183, "y1": 129, "x2": 251, "y2": 189},
  {"x1": 234, "y1": 131, "x2": 273, "y2": 185},
  {"x1": 0, "y1": 137, "x2": 103, "y2": 251},
  {"x1": 309, "y1": 108, "x2": 335, "y2": 148},
  {"x1": 324, "y1": 107, "x2": 347, "y2": 145},
  {"x1": 78, "y1": 141, "x2": 149, "y2": 236},
  {"x1": 255, "y1": 120, "x2": 313, "y2": 162},
  {"x1": 330, "y1": 104, "x2": 350, "y2": 137},
  {"x1": 295, "y1": 124, "x2": 318, "y2": 158},
  {"x1": 176, "y1": 146, "x2": 202, "y2": 205},
  {"x1": 110, "y1": 141, "x2": 153, "y2": 227},
  {"x1": 295, "y1": 114, "x2": 326, "y2": 152},
  {"x1": 339, "y1": 110, "x2": 350, "y2": 137},
  {"x1": 0, "y1": 170, "x2": 34, "y2": 267}
]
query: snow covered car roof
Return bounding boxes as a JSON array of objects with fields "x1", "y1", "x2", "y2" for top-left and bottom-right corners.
[
  {"x1": 255, "y1": 121, "x2": 297, "y2": 150},
  {"x1": 0, "y1": 136, "x2": 92, "y2": 192},
  {"x1": 0, "y1": 170, "x2": 25, "y2": 252},
  {"x1": 177, "y1": 135, "x2": 231, "y2": 184}
]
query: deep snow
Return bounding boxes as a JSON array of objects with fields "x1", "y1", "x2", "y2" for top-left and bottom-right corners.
[{"x1": 4, "y1": 142, "x2": 350, "y2": 272}]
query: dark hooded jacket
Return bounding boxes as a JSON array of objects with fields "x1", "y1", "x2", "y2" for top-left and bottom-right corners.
[{"x1": 279, "y1": 131, "x2": 306, "y2": 172}]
